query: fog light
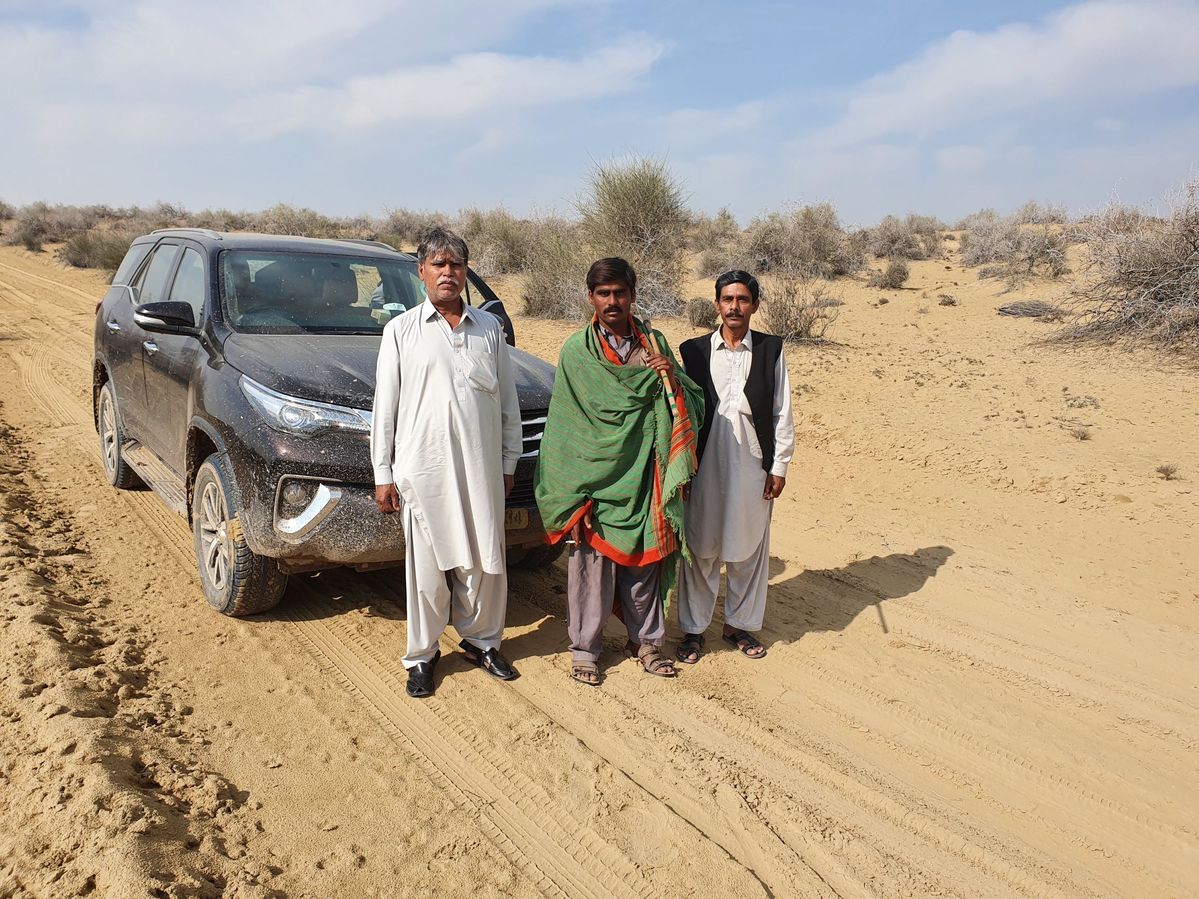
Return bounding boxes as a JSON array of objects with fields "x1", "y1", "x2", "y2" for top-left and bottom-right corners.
[{"x1": 282, "y1": 481, "x2": 310, "y2": 506}]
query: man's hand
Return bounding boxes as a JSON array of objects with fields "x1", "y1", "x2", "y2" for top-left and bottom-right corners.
[
  {"x1": 645, "y1": 352, "x2": 678, "y2": 389},
  {"x1": 504, "y1": 474, "x2": 514, "y2": 498},
  {"x1": 569, "y1": 509, "x2": 592, "y2": 545},
  {"x1": 375, "y1": 483, "x2": 401, "y2": 514},
  {"x1": 763, "y1": 474, "x2": 786, "y2": 501},
  {"x1": 681, "y1": 483, "x2": 691, "y2": 502}
]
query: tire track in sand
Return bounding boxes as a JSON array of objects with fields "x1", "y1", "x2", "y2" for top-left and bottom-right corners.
[{"x1": 282, "y1": 581, "x2": 654, "y2": 899}]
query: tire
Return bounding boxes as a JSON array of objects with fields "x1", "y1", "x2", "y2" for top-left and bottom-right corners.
[
  {"x1": 97, "y1": 381, "x2": 143, "y2": 489},
  {"x1": 192, "y1": 454, "x2": 287, "y2": 616},
  {"x1": 509, "y1": 542, "x2": 565, "y2": 570}
]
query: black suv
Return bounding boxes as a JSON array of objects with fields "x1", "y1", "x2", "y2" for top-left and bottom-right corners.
[{"x1": 93, "y1": 229, "x2": 559, "y2": 615}]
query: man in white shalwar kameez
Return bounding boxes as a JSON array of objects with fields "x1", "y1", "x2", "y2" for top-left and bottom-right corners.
[
  {"x1": 371, "y1": 228, "x2": 522, "y2": 697},
  {"x1": 676, "y1": 270, "x2": 795, "y2": 663}
]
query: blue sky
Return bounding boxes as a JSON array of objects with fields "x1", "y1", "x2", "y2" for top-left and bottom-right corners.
[{"x1": 1, "y1": 0, "x2": 1197, "y2": 225}]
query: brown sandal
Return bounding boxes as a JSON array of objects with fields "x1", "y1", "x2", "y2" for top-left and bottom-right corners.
[
  {"x1": 625, "y1": 642, "x2": 676, "y2": 678},
  {"x1": 571, "y1": 660, "x2": 600, "y2": 687}
]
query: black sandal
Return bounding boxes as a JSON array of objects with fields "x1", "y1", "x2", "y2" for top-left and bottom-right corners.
[
  {"x1": 722, "y1": 629, "x2": 767, "y2": 659},
  {"x1": 460, "y1": 640, "x2": 518, "y2": 681},
  {"x1": 676, "y1": 633, "x2": 705, "y2": 664},
  {"x1": 406, "y1": 649, "x2": 441, "y2": 698}
]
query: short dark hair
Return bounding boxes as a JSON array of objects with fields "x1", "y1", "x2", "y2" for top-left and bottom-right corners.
[
  {"x1": 715, "y1": 269, "x2": 760, "y2": 302},
  {"x1": 586, "y1": 257, "x2": 636, "y2": 293},
  {"x1": 417, "y1": 227, "x2": 469, "y2": 265}
]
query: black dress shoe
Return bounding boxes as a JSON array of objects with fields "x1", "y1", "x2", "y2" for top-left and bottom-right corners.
[
  {"x1": 459, "y1": 641, "x2": 518, "y2": 681},
  {"x1": 406, "y1": 649, "x2": 440, "y2": 698}
]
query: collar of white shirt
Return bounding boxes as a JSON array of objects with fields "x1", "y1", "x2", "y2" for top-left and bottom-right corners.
[
  {"x1": 712, "y1": 327, "x2": 754, "y2": 352},
  {"x1": 421, "y1": 297, "x2": 477, "y2": 326}
]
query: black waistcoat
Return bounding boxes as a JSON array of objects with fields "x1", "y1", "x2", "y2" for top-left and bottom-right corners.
[{"x1": 679, "y1": 329, "x2": 783, "y2": 473}]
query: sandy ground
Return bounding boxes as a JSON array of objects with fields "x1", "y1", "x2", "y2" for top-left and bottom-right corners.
[{"x1": 0, "y1": 242, "x2": 1196, "y2": 898}]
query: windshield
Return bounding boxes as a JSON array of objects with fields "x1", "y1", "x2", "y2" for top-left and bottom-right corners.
[{"x1": 219, "y1": 250, "x2": 426, "y2": 334}]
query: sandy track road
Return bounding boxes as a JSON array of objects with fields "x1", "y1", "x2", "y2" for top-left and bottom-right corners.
[{"x1": 2, "y1": 244, "x2": 1198, "y2": 898}]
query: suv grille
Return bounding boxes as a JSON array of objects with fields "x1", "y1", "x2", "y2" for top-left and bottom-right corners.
[{"x1": 520, "y1": 408, "x2": 547, "y2": 460}]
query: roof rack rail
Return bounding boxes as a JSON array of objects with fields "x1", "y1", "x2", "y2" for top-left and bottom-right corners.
[
  {"x1": 150, "y1": 227, "x2": 223, "y2": 239},
  {"x1": 336, "y1": 238, "x2": 402, "y2": 252}
]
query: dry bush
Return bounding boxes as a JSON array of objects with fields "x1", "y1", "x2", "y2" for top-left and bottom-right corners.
[
  {"x1": 1064, "y1": 181, "x2": 1199, "y2": 349},
  {"x1": 57, "y1": 230, "x2": 132, "y2": 275},
  {"x1": 456, "y1": 207, "x2": 536, "y2": 276},
  {"x1": 1070, "y1": 426, "x2": 1092, "y2": 441},
  {"x1": 579, "y1": 155, "x2": 688, "y2": 314},
  {"x1": 960, "y1": 209, "x2": 1070, "y2": 287},
  {"x1": 867, "y1": 258, "x2": 910, "y2": 289},
  {"x1": 251, "y1": 203, "x2": 340, "y2": 238},
  {"x1": 521, "y1": 217, "x2": 590, "y2": 319},
  {"x1": 686, "y1": 207, "x2": 741, "y2": 252},
  {"x1": 1155, "y1": 463, "x2": 1179, "y2": 480},
  {"x1": 380, "y1": 208, "x2": 451, "y2": 248},
  {"x1": 744, "y1": 203, "x2": 863, "y2": 278},
  {"x1": 938, "y1": 293, "x2": 958, "y2": 306},
  {"x1": 868, "y1": 214, "x2": 942, "y2": 260},
  {"x1": 1013, "y1": 201, "x2": 1069, "y2": 225},
  {"x1": 0, "y1": 199, "x2": 14, "y2": 220},
  {"x1": 686, "y1": 298, "x2": 717, "y2": 329},
  {"x1": 764, "y1": 273, "x2": 841, "y2": 341}
]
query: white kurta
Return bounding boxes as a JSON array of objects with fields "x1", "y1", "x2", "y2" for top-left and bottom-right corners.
[
  {"x1": 371, "y1": 300, "x2": 522, "y2": 575},
  {"x1": 685, "y1": 329, "x2": 795, "y2": 563}
]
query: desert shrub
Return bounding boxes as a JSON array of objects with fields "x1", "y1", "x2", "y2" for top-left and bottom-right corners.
[
  {"x1": 1013, "y1": 201, "x2": 1069, "y2": 225},
  {"x1": 0, "y1": 199, "x2": 14, "y2": 220},
  {"x1": 687, "y1": 207, "x2": 741, "y2": 252},
  {"x1": 686, "y1": 297, "x2": 717, "y2": 329},
  {"x1": 997, "y1": 300, "x2": 1065, "y2": 320},
  {"x1": 457, "y1": 207, "x2": 536, "y2": 276},
  {"x1": 521, "y1": 217, "x2": 590, "y2": 319},
  {"x1": 9, "y1": 210, "x2": 50, "y2": 250},
  {"x1": 189, "y1": 207, "x2": 254, "y2": 232},
  {"x1": 765, "y1": 274, "x2": 840, "y2": 341},
  {"x1": 744, "y1": 204, "x2": 863, "y2": 278},
  {"x1": 961, "y1": 210, "x2": 1070, "y2": 287},
  {"x1": 380, "y1": 208, "x2": 451, "y2": 248},
  {"x1": 578, "y1": 156, "x2": 688, "y2": 315},
  {"x1": 250, "y1": 203, "x2": 339, "y2": 238},
  {"x1": 868, "y1": 214, "x2": 942, "y2": 260},
  {"x1": 57, "y1": 230, "x2": 132, "y2": 274},
  {"x1": 867, "y1": 258, "x2": 910, "y2": 289},
  {"x1": 1064, "y1": 181, "x2": 1199, "y2": 349},
  {"x1": 938, "y1": 293, "x2": 958, "y2": 306}
]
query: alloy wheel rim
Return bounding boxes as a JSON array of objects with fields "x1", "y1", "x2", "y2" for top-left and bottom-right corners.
[
  {"x1": 99, "y1": 391, "x2": 117, "y2": 477},
  {"x1": 198, "y1": 480, "x2": 231, "y2": 592}
]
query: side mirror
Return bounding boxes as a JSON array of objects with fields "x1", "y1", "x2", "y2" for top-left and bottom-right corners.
[
  {"x1": 135, "y1": 301, "x2": 199, "y2": 336},
  {"x1": 478, "y1": 299, "x2": 516, "y2": 347}
]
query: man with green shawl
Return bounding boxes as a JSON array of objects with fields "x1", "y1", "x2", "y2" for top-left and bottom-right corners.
[{"x1": 535, "y1": 258, "x2": 704, "y2": 686}]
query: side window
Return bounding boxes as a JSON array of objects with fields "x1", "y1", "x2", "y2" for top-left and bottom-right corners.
[
  {"x1": 168, "y1": 248, "x2": 206, "y2": 324},
  {"x1": 134, "y1": 244, "x2": 181, "y2": 304},
  {"x1": 112, "y1": 243, "x2": 153, "y2": 287}
]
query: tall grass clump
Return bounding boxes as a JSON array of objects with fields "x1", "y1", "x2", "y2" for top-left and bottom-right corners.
[
  {"x1": 1064, "y1": 181, "x2": 1199, "y2": 350},
  {"x1": 520, "y1": 217, "x2": 590, "y2": 319},
  {"x1": 578, "y1": 156, "x2": 689, "y2": 318},
  {"x1": 744, "y1": 203, "x2": 864, "y2": 279}
]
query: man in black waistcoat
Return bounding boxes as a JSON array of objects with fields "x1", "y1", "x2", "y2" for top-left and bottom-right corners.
[{"x1": 674, "y1": 270, "x2": 796, "y2": 664}]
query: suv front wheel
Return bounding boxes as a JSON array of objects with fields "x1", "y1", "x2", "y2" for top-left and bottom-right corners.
[{"x1": 192, "y1": 454, "x2": 287, "y2": 616}]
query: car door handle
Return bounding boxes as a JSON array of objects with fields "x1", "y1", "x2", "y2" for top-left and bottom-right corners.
[
  {"x1": 143, "y1": 340, "x2": 159, "y2": 356},
  {"x1": 106, "y1": 320, "x2": 121, "y2": 332}
]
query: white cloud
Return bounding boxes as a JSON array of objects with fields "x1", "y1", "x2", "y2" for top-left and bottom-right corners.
[{"x1": 810, "y1": 0, "x2": 1199, "y2": 148}]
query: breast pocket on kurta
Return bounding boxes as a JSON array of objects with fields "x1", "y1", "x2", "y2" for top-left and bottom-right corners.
[{"x1": 463, "y1": 351, "x2": 499, "y2": 395}]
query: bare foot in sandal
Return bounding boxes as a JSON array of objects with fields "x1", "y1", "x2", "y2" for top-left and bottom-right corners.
[
  {"x1": 626, "y1": 642, "x2": 677, "y2": 677},
  {"x1": 571, "y1": 660, "x2": 600, "y2": 687},
  {"x1": 676, "y1": 633, "x2": 705, "y2": 664}
]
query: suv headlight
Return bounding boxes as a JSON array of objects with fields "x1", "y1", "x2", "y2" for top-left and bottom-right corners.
[{"x1": 240, "y1": 376, "x2": 372, "y2": 437}]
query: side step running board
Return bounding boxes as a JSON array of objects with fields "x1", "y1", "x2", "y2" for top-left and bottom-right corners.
[{"x1": 123, "y1": 442, "x2": 188, "y2": 518}]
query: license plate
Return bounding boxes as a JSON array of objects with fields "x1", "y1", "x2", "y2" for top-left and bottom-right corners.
[{"x1": 504, "y1": 508, "x2": 529, "y2": 530}]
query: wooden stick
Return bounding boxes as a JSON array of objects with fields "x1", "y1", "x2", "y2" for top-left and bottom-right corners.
[{"x1": 639, "y1": 317, "x2": 673, "y2": 395}]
